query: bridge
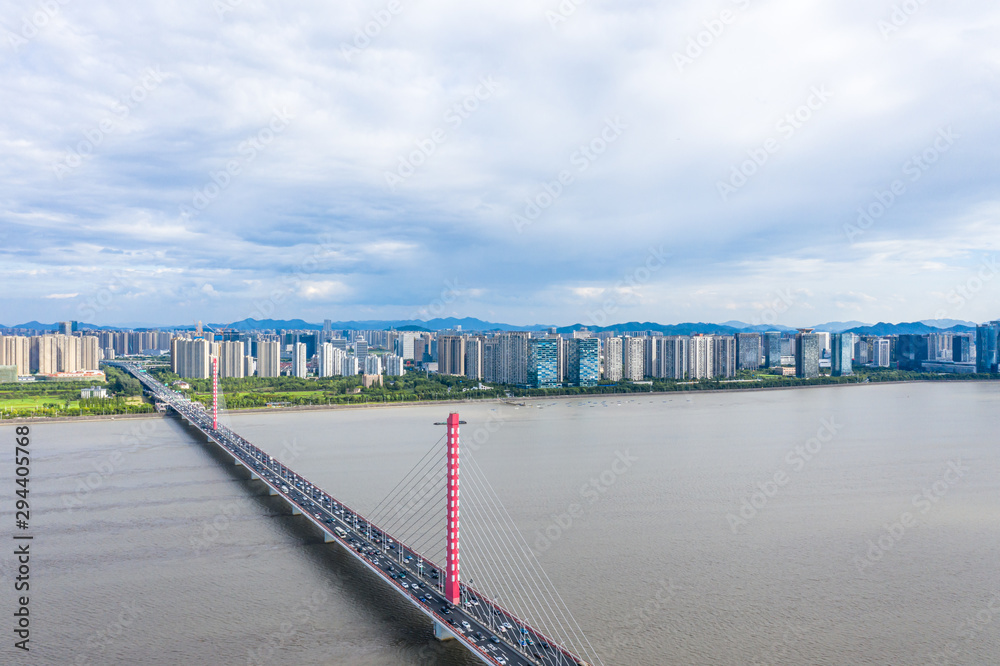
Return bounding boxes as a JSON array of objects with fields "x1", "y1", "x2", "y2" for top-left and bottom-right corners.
[{"x1": 110, "y1": 360, "x2": 602, "y2": 666}]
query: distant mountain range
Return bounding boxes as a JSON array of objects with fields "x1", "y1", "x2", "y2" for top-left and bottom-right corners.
[
  {"x1": 841, "y1": 321, "x2": 975, "y2": 336},
  {"x1": 0, "y1": 317, "x2": 982, "y2": 335}
]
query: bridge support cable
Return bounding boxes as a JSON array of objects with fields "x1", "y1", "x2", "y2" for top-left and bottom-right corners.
[
  {"x1": 459, "y1": 463, "x2": 582, "y2": 666},
  {"x1": 368, "y1": 435, "x2": 445, "y2": 525},
  {"x1": 457, "y1": 457, "x2": 580, "y2": 665},
  {"x1": 369, "y1": 453, "x2": 447, "y2": 554},
  {"x1": 465, "y1": 451, "x2": 605, "y2": 666},
  {"x1": 461, "y1": 449, "x2": 605, "y2": 666},
  {"x1": 458, "y1": 492, "x2": 567, "y2": 666},
  {"x1": 383, "y1": 490, "x2": 447, "y2": 565},
  {"x1": 399, "y1": 492, "x2": 447, "y2": 558}
]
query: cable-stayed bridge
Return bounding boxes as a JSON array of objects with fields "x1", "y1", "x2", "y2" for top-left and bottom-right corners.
[{"x1": 110, "y1": 361, "x2": 603, "y2": 666}]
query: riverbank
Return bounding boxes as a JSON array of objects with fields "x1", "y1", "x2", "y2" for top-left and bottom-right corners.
[
  {"x1": 4, "y1": 377, "x2": 997, "y2": 424},
  {"x1": 0, "y1": 411, "x2": 167, "y2": 425}
]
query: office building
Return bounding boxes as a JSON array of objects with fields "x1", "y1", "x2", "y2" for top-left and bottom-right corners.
[
  {"x1": 528, "y1": 338, "x2": 559, "y2": 388},
  {"x1": 873, "y1": 338, "x2": 891, "y2": 367},
  {"x1": 953, "y1": 335, "x2": 972, "y2": 364},
  {"x1": 831, "y1": 333, "x2": 853, "y2": 376},
  {"x1": 795, "y1": 329, "x2": 820, "y2": 379},
  {"x1": 394, "y1": 333, "x2": 416, "y2": 360},
  {"x1": 568, "y1": 337, "x2": 600, "y2": 387},
  {"x1": 763, "y1": 332, "x2": 782, "y2": 368},
  {"x1": 736, "y1": 333, "x2": 761, "y2": 371},
  {"x1": 976, "y1": 323, "x2": 1000, "y2": 373},
  {"x1": 897, "y1": 334, "x2": 929, "y2": 372}
]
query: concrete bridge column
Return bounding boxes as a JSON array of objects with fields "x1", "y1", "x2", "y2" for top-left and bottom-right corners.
[{"x1": 433, "y1": 620, "x2": 455, "y2": 641}]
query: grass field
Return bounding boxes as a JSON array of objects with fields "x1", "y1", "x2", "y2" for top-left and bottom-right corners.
[{"x1": 0, "y1": 396, "x2": 81, "y2": 409}]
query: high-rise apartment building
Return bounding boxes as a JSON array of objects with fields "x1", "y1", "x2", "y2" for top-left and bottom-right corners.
[
  {"x1": 643, "y1": 336, "x2": 658, "y2": 379},
  {"x1": 218, "y1": 341, "x2": 245, "y2": 378},
  {"x1": 384, "y1": 354, "x2": 405, "y2": 376},
  {"x1": 170, "y1": 338, "x2": 212, "y2": 379},
  {"x1": 603, "y1": 337, "x2": 623, "y2": 381},
  {"x1": 483, "y1": 333, "x2": 528, "y2": 385},
  {"x1": 465, "y1": 337, "x2": 484, "y2": 380},
  {"x1": 622, "y1": 336, "x2": 644, "y2": 381},
  {"x1": 80, "y1": 336, "x2": 100, "y2": 371},
  {"x1": 342, "y1": 354, "x2": 359, "y2": 376},
  {"x1": 656, "y1": 336, "x2": 688, "y2": 379},
  {"x1": 688, "y1": 335, "x2": 713, "y2": 380},
  {"x1": 438, "y1": 335, "x2": 466, "y2": 376},
  {"x1": 256, "y1": 340, "x2": 281, "y2": 378},
  {"x1": 317, "y1": 342, "x2": 346, "y2": 377},
  {"x1": 292, "y1": 342, "x2": 307, "y2": 378},
  {"x1": 714, "y1": 336, "x2": 736, "y2": 378},
  {"x1": 364, "y1": 354, "x2": 382, "y2": 375},
  {"x1": 0, "y1": 335, "x2": 31, "y2": 375}
]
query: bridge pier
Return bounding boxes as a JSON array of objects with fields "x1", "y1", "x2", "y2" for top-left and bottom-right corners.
[
  {"x1": 433, "y1": 621, "x2": 456, "y2": 642},
  {"x1": 323, "y1": 531, "x2": 336, "y2": 543},
  {"x1": 291, "y1": 505, "x2": 302, "y2": 515}
]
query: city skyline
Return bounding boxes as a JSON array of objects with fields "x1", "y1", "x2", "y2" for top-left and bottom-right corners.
[{"x1": 2, "y1": 2, "x2": 999, "y2": 327}]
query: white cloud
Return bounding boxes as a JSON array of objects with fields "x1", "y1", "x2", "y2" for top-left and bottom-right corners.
[{"x1": 1, "y1": 0, "x2": 998, "y2": 325}]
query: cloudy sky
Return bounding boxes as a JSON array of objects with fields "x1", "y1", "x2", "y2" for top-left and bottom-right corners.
[{"x1": 1, "y1": 0, "x2": 999, "y2": 328}]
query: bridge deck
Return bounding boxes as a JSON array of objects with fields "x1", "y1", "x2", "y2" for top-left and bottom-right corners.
[{"x1": 114, "y1": 362, "x2": 589, "y2": 666}]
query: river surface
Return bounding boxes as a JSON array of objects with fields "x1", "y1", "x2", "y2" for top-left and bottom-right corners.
[{"x1": 2, "y1": 382, "x2": 1000, "y2": 665}]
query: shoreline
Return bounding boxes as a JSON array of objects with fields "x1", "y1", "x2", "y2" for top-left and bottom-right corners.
[
  {"x1": 0, "y1": 411, "x2": 168, "y2": 425},
  {"x1": 2, "y1": 378, "x2": 996, "y2": 424}
]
